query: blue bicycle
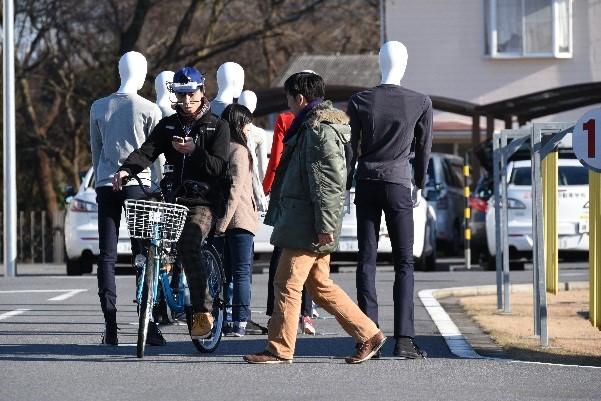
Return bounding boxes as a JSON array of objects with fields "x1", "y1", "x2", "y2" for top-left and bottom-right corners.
[{"x1": 124, "y1": 172, "x2": 226, "y2": 358}]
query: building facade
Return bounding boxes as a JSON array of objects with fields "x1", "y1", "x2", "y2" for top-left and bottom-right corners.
[{"x1": 385, "y1": 0, "x2": 600, "y2": 128}]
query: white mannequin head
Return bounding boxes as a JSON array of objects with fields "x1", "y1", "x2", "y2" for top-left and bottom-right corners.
[
  {"x1": 154, "y1": 71, "x2": 175, "y2": 106},
  {"x1": 214, "y1": 62, "x2": 244, "y2": 102},
  {"x1": 379, "y1": 41, "x2": 408, "y2": 85},
  {"x1": 238, "y1": 90, "x2": 257, "y2": 113},
  {"x1": 117, "y1": 51, "x2": 148, "y2": 94}
]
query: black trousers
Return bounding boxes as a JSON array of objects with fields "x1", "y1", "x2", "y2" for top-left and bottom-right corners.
[
  {"x1": 354, "y1": 180, "x2": 415, "y2": 338},
  {"x1": 96, "y1": 185, "x2": 146, "y2": 324},
  {"x1": 266, "y1": 245, "x2": 313, "y2": 317}
]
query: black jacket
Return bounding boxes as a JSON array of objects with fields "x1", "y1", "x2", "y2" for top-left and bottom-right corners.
[
  {"x1": 120, "y1": 110, "x2": 230, "y2": 210},
  {"x1": 346, "y1": 84, "x2": 433, "y2": 190}
]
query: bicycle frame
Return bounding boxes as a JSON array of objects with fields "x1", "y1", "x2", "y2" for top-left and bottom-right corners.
[
  {"x1": 125, "y1": 171, "x2": 226, "y2": 355},
  {"x1": 136, "y1": 226, "x2": 188, "y2": 315}
]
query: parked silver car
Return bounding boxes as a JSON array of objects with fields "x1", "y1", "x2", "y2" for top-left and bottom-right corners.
[{"x1": 423, "y1": 153, "x2": 467, "y2": 256}]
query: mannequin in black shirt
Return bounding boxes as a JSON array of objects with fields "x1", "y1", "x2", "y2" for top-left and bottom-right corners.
[{"x1": 347, "y1": 41, "x2": 433, "y2": 359}]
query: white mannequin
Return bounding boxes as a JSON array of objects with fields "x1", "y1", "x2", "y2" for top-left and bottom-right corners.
[
  {"x1": 90, "y1": 51, "x2": 164, "y2": 340},
  {"x1": 238, "y1": 90, "x2": 268, "y2": 212},
  {"x1": 211, "y1": 62, "x2": 244, "y2": 116},
  {"x1": 379, "y1": 41, "x2": 408, "y2": 86},
  {"x1": 116, "y1": 51, "x2": 148, "y2": 94},
  {"x1": 378, "y1": 41, "x2": 421, "y2": 206},
  {"x1": 238, "y1": 90, "x2": 268, "y2": 176},
  {"x1": 154, "y1": 71, "x2": 176, "y2": 117},
  {"x1": 151, "y1": 71, "x2": 172, "y2": 178},
  {"x1": 237, "y1": 90, "x2": 257, "y2": 113}
]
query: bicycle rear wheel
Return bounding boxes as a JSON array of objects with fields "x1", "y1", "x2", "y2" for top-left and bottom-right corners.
[
  {"x1": 187, "y1": 244, "x2": 225, "y2": 353},
  {"x1": 137, "y1": 246, "x2": 156, "y2": 358}
]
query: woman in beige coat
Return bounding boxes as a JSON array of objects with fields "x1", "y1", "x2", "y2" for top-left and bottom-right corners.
[{"x1": 214, "y1": 104, "x2": 259, "y2": 336}]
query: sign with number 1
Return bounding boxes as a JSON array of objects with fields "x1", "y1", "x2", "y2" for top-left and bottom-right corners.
[{"x1": 573, "y1": 108, "x2": 601, "y2": 172}]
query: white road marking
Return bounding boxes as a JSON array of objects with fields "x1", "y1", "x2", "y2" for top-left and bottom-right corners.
[
  {"x1": 48, "y1": 289, "x2": 87, "y2": 301},
  {"x1": 0, "y1": 309, "x2": 31, "y2": 320},
  {"x1": 420, "y1": 287, "x2": 601, "y2": 369},
  {"x1": 419, "y1": 289, "x2": 483, "y2": 359},
  {"x1": 0, "y1": 289, "x2": 87, "y2": 301}
]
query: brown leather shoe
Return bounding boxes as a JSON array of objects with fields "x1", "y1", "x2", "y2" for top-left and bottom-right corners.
[
  {"x1": 243, "y1": 350, "x2": 292, "y2": 364},
  {"x1": 345, "y1": 331, "x2": 386, "y2": 364}
]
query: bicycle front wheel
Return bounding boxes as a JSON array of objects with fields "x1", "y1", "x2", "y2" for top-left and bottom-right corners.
[
  {"x1": 137, "y1": 246, "x2": 156, "y2": 358},
  {"x1": 188, "y1": 244, "x2": 225, "y2": 353}
]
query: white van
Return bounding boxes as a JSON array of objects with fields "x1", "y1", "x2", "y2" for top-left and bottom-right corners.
[{"x1": 485, "y1": 158, "x2": 589, "y2": 266}]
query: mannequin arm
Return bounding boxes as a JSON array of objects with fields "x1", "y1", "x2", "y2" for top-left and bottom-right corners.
[{"x1": 411, "y1": 186, "x2": 421, "y2": 208}]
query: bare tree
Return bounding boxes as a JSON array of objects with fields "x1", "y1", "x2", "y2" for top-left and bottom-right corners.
[{"x1": 7, "y1": 0, "x2": 379, "y2": 216}]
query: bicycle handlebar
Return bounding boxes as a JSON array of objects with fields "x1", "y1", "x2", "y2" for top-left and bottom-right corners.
[
  {"x1": 122, "y1": 174, "x2": 161, "y2": 199},
  {"x1": 122, "y1": 171, "x2": 210, "y2": 205}
]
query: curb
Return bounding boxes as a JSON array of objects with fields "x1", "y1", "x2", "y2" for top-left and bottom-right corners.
[{"x1": 419, "y1": 281, "x2": 590, "y2": 360}]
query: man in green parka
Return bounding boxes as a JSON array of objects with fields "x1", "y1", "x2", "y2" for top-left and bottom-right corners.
[{"x1": 244, "y1": 72, "x2": 385, "y2": 364}]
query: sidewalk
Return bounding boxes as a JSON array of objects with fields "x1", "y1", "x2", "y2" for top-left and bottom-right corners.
[
  {"x1": 1, "y1": 263, "x2": 72, "y2": 277},
  {"x1": 431, "y1": 282, "x2": 601, "y2": 367}
]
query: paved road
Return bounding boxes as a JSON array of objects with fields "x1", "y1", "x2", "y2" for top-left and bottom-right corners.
[{"x1": 0, "y1": 260, "x2": 598, "y2": 401}]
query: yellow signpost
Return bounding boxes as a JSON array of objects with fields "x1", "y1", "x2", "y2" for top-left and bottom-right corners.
[
  {"x1": 572, "y1": 108, "x2": 601, "y2": 329},
  {"x1": 542, "y1": 152, "x2": 558, "y2": 295},
  {"x1": 590, "y1": 171, "x2": 600, "y2": 328}
]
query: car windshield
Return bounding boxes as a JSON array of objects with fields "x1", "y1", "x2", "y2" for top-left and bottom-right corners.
[{"x1": 510, "y1": 165, "x2": 589, "y2": 186}]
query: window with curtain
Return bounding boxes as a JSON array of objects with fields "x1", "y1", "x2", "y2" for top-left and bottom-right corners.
[{"x1": 484, "y1": 0, "x2": 572, "y2": 58}]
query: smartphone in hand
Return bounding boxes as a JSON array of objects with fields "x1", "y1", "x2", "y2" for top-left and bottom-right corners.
[{"x1": 173, "y1": 136, "x2": 185, "y2": 143}]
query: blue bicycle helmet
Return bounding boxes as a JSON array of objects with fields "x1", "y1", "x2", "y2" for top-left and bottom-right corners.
[{"x1": 168, "y1": 67, "x2": 205, "y2": 93}]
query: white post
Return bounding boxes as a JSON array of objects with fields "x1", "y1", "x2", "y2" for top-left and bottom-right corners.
[{"x1": 3, "y1": 0, "x2": 17, "y2": 277}]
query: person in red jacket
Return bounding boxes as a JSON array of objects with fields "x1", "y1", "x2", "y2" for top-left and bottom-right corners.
[
  {"x1": 262, "y1": 112, "x2": 294, "y2": 195},
  {"x1": 263, "y1": 110, "x2": 316, "y2": 335}
]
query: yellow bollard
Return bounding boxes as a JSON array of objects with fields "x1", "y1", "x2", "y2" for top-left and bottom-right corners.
[
  {"x1": 590, "y1": 171, "x2": 601, "y2": 329},
  {"x1": 543, "y1": 152, "x2": 558, "y2": 295}
]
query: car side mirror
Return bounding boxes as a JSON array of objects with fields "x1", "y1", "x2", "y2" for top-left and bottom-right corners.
[
  {"x1": 64, "y1": 185, "x2": 76, "y2": 204},
  {"x1": 423, "y1": 183, "x2": 446, "y2": 201}
]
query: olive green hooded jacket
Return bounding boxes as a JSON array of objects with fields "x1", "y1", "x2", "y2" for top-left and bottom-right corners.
[{"x1": 265, "y1": 101, "x2": 350, "y2": 254}]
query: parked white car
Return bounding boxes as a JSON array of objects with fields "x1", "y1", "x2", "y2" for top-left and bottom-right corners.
[
  {"x1": 485, "y1": 158, "x2": 589, "y2": 268},
  {"x1": 254, "y1": 189, "x2": 437, "y2": 271},
  {"x1": 64, "y1": 168, "x2": 132, "y2": 275}
]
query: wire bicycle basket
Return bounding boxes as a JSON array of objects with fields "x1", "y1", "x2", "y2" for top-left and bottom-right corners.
[{"x1": 124, "y1": 199, "x2": 188, "y2": 242}]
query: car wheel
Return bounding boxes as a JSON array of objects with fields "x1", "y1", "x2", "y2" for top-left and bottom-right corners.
[
  {"x1": 414, "y1": 252, "x2": 426, "y2": 272},
  {"x1": 415, "y1": 223, "x2": 437, "y2": 272},
  {"x1": 425, "y1": 237, "x2": 437, "y2": 271},
  {"x1": 510, "y1": 261, "x2": 526, "y2": 271},
  {"x1": 481, "y1": 251, "x2": 496, "y2": 271},
  {"x1": 82, "y1": 260, "x2": 94, "y2": 274},
  {"x1": 443, "y1": 224, "x2": 462, "y2": 257},
  {"x1": 66, "y1": 258, "x2": 83, "y2": 276}
]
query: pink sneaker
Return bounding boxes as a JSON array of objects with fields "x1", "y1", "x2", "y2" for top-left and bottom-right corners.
[{"x1": 300, "y1": 315, "x2": 316, "y2": 335}]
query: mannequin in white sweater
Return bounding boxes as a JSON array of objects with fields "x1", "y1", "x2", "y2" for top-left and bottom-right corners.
[
  {"x1": 238, "y1": 90, "x2": 268, "y2": 212},
  {"x1": 89, "y1": 51, "x2": 165, "y2": 346}
]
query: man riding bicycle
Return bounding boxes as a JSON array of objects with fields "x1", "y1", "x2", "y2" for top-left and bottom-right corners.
[{"x1": 113, "y1": 66, "x2": 230, "y2": 340}]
